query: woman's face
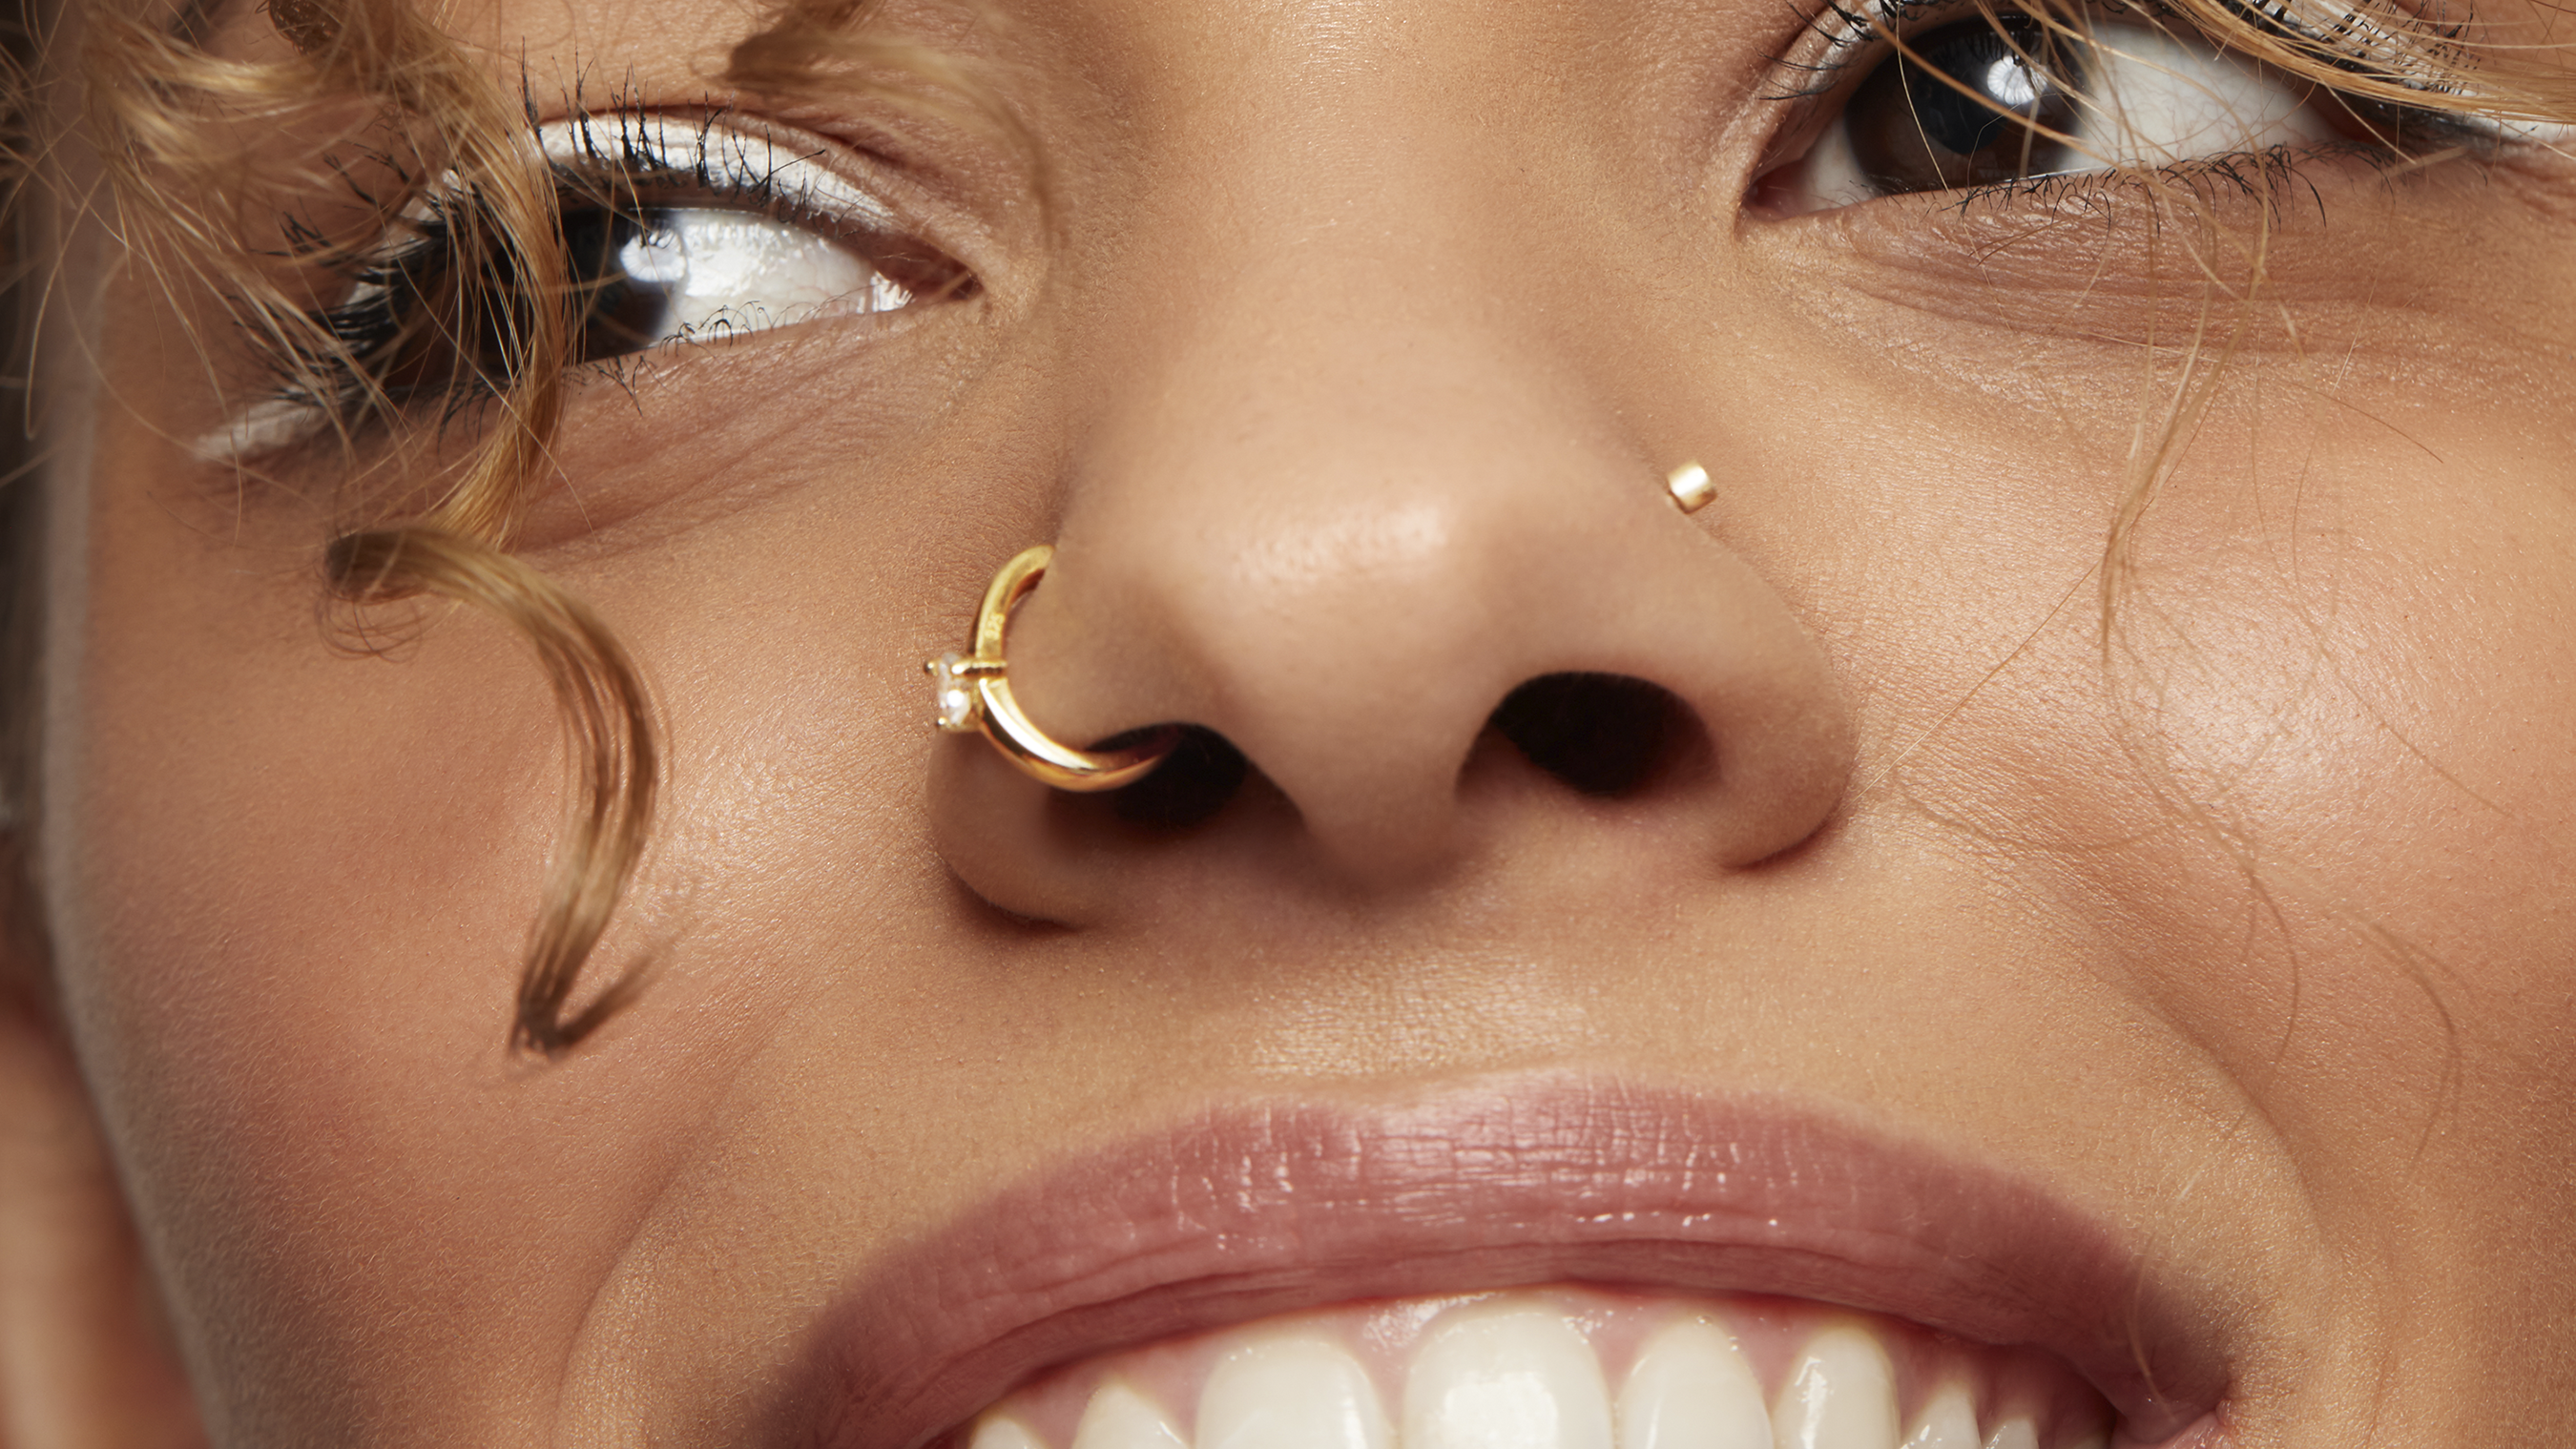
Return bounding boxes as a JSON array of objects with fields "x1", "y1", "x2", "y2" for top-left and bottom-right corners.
[{"x1": 31, "y1": 0, "x2": 2576, "y2": 1442}]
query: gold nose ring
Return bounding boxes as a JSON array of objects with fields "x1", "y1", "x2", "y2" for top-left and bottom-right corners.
[{"x1": 925, "y1": 545, "x2": 1179, "y2": 791}]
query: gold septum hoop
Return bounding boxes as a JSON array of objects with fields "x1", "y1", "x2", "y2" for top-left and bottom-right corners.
[{"x1": 925, "y1": 545, "x2": 1179, "y2": 792}]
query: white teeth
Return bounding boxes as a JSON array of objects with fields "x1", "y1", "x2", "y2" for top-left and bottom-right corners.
[
  {"x1": 1771, "y1": 1326, "x2": 1901, "y2": 1449},
  {"x1": 1197, "y1": 1333, "x2": 1394, "y2": 1449},
  {"x1": 970, "y1": 1417, "x2": 1048, "y2": 1449},
  {"x1": 1403, "y1": 1302, "x2": 1616, "y2": 1449},
  {"x1": 1616, "y1": 1315, "x2": 1775, "y2": 1449},
  {"x1": 1899, "y1": 1383, "x2": 1980, "y2": 1449},
  {"x1": 1071, "y1": 1380, "x2": 1190, "y2": 1449},
  {"x1": 972, "y1": 1293, "x2": 2112, "y2": 1449}
]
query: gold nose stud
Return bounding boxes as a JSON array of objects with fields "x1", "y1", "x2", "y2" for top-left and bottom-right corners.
[
  {"x1": 926, "y1": 544, "x2": 1179, "y2": 792},
  {"x1": 1666, "y1": 461, "x2": 1716, "y2": 514}
]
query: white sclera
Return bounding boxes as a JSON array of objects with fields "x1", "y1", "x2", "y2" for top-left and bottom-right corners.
[
  {"x1": 617, "y1": 208, "x2": 907, "y2": 346},
  {"x1": 2067, "y1": 23, "x2": 2337, "y2": 167}
]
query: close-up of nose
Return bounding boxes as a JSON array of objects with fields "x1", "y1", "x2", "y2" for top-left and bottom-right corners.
[
  {"x1": 928, "y1": 291, "x2": 1854, "y2": 914},
  {"x1": 920, "y1": 49, "x2": 1858, "y2": 918}
]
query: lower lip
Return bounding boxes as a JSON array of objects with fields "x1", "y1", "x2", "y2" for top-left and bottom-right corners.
[{"x1": 776, "y1": 1073, "x2": 2227, "y2": 1449}]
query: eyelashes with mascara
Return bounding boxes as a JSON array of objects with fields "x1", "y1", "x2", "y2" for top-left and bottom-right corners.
[{"x1": 211, "y1": 110, "x2": 974, "y2": 464}]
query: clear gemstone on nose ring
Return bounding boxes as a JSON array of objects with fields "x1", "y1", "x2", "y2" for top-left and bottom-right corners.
[
  {"x1": 924, "y1": 545, "x2": 1179, "y2": 791},
  {"x1": 926, "y1": 652, "x2": 1000, "y2": 733}
]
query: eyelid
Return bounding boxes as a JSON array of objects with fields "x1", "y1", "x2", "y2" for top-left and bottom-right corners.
[{"x1": 533, "y1": 113, "x2": 904, "y2": 234}]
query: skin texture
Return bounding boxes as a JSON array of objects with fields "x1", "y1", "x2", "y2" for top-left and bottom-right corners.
[{"x1": 10, "y1": 0, "x2": 2576, "y2": 1443}]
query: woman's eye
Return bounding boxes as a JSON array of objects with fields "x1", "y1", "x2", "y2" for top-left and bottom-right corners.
[
  {"x1": 1762, "y1": 11, "x2": 2342, "y2": 212},
  {"x1": 337, "y1": 116, "x2": 971, "y2": 402},
  {"x1": 559, "y1": 204, "x2": 945, "y2": 363},
  {"x1": 536, "y1": 116, "x2": 971, "y2": 367}
]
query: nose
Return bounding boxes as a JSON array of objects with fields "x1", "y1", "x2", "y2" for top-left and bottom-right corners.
[{"x1": 927, "y1": 146, "x2": 1853, "y2": 918}]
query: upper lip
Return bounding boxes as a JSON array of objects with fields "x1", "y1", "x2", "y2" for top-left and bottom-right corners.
[{"x1": 776, "y1": 1072, "x2": 2229, "y2": 1449}]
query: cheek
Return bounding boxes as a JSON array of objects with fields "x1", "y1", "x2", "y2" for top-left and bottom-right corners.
[
  {"x1": 2103, "y1": 411, "x2": 2576, "y2": 981},
  {"x1": 58, "y1": 542, "x2": 552, "y2": 1107},
  {"x1": 1874, "y1": 385, "x2": 2576, "y2": 1190},
  {"x1": 42, "y1": 446, "x2": 724, "y2": 1430}
]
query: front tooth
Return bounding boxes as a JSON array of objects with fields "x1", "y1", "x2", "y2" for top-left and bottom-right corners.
[
  {"x1": 1771, "y1": 1326, "x2": 1901, "y2": 1449},
  {"x1": 1899, "y1": 1383, "x2": 1979, "y2": 1449},
  {"x1": 1071, "y1": 1380, "x2": 1189, "y2": 1449},
  {"x1": 1196, "y1": 1333, "x2": 1393, "y2": 1449},
  {"x1": 1403, "y1": 1301, "x2": 1616, "y2": 1449},
  {"x1": 1615, "y1": 1315, "x2": 1773, "y2": 1449},
  {"x1": 1980, "y1": 1420, "x2": 2038, "y2": 1449},
  {"x1": 972, "y1": 1417, "x2": 1049, "y2": 1449}
]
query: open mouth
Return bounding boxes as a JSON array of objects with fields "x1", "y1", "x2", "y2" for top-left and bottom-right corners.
[
  {"x1": 960, "y1": 1284, "x2": 2115, "y2": 1448},
  {"x1": 783, "y1": 1076, "x2": 2229, "y2": 1449}
]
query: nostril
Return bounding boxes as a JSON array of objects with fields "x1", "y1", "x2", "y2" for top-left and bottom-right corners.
[
  {"x1": 1105, "y1": 725, "x2": 1252, "y2": 828},
  {"x1": 1488, "y1": 673, "x2": 1703, "y2": 798}
]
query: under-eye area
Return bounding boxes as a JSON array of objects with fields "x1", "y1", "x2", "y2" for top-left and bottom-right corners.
[{"x1": 951, "y1": 1286, "x2": 2113, "y2": 1449}]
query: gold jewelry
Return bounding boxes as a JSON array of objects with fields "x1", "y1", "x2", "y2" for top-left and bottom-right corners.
[
  {"x1": 926, "y1": 545, "x2": 1178, "y2": 792},
  {"x1": 1666, "y1": 461, "x2": 1716, "y2": 514}
]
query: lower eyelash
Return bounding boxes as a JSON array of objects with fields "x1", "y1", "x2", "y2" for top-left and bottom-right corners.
[{"x1": 1944, "y1": 138, "x2": 2331, "y2": 209}]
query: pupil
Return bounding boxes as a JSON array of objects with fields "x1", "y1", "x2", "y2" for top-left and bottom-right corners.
[
  {"x1": 1845, "y1": 18, "x2": 2083, "y2": 194},
  {"x1": 561, "y1": 206, "x2": 681, "y2": 361},
  {"x1": 1913, "y1": 31, "x2": 2045, "y2": 156}
]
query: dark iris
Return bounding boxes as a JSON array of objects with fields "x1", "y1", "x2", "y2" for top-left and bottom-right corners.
[
  {"x1": 332, "y1": 200, "x2": 686, "y2": 403},
  {"x1": 1846, "y1": 18, "x2": 2085, "y2": 194},
  {"x1": 559, "y1": 206, "x2": 682, "y2": 362}
]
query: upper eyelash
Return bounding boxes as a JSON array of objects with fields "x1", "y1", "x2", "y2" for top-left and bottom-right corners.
[
  {"x1": 535, "y1": 110, "x2": 899, "y2": 234},
  {"x1": 2212, "y1": 0, "x2": 2468, "y2": 91}
]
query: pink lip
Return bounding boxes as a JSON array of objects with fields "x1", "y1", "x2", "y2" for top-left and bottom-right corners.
[{"x1": 779, "y1": 1074, "x2": 2228, "y2": 1449}]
